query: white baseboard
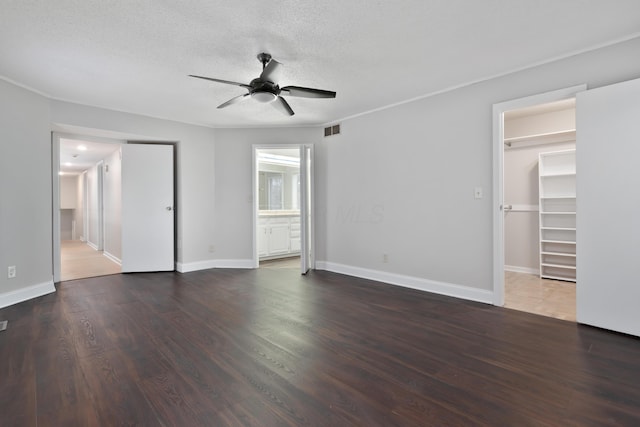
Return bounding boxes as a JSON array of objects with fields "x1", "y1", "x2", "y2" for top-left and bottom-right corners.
[
  {"x1": 315, "y1": 261, "x2": 493, "y2": 304},
  {"x1": 0, "y1": 281, "x2": 56, "y2": 309},
  {"x1": 505, "y1": 265, "x2": 539, "y2": 275},
  {"x1": 177, "y1": 259, "x2": 255, "y2": 273},
  {"x1": 87, "y1": 241, "x2": 98, "y2": 250},
  {"x1": 103, "y1": 251, "x2": 122, "y2": 266}
]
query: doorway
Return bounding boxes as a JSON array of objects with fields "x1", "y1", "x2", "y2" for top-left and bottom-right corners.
[
  {"x1": 53, "y1": 134, "x2": 176, "y2": 282},
  {"x1": 493, "y1": 85, "x2": 585, "y2": 320},
  {"x1": 253, "y1": 145, "x2": 314, "y2": 274},
  {"x1": 57, "y1": 137, "x2": 122, "y2": 281}
]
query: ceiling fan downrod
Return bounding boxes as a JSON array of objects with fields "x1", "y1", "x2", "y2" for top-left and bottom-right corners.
[{"x1": 257, "y1": 52, "x2": 272, "y2": 70}]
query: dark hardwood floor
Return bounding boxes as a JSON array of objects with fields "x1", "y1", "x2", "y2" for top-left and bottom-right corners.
[{"x1": 1, "y1": 268, "x2": 639, "y2": 426}]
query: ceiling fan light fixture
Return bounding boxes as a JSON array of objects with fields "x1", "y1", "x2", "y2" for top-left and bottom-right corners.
[{"x1": 251, "y1": 91, "x2": 277, "y2": 103}]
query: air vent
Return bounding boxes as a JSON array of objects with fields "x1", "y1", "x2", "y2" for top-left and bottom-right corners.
[{"x1": 324, "y1": 123, "x2": 341, "y2": 137}]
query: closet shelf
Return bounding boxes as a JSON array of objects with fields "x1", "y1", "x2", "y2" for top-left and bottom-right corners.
[
  {"x1": 541, "y1": 263, "x2": 577, "y2": 270},
  {"x1": 504, "y1": 129, "x2": 576, "y2": 146},
  {"x1": 541, "y1": 251, "x2": 576, "y2": 257},
  {"x1": 540, "y1": 172, "x2": 576, "y2": 177},
  {"x1": 541, "y1": 239, "x2": 576, "y2": 244},
  {"x1": 541, "y1": 196, "x2": 576, "y2": 200},
  {"x1": 540, "y1": 211, "x2": 576, "y2": 215}
]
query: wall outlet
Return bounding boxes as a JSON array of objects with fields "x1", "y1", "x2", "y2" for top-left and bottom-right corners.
[
  {"x1": 7, "y1": 266, "x2": 16, "y2": 279},
  {"x1": 383, "y1": 253, "x2": 389, "y2": 263},
  {"x1": 208, "y1": 245, "x2": 215, "y2": 253}
]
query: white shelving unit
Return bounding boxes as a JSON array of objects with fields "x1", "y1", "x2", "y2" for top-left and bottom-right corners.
[{"x1": 538, "y1": 149, "x2": 576, "y2": 282}]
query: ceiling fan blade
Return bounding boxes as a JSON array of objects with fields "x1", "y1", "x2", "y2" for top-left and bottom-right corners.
[
  {"x1": 189, "y1": 75, "x2": 252, "y2": 89},
  {"x1": 259, "y1": 59, "x2": 283, "y2": 84},
  {"x1": 217, "y1": 93, "x2": 250, "y2": 109},
  {"x1": 280, "y1": 86, "x2": 336, "y2": 98},
  {"x1": 271, "y1": 96, "x2": 295, "y2": 116}
]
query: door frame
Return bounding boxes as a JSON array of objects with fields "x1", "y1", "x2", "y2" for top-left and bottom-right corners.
[
  {"x1": 491, "y1": 84, "x2": 586, "y2": 306},
  {"x1": 300, "y1": 145, "x2": 314, "y2": 274},
  {"x1": 252, "y1": 144, "x2": 315, "y2": 271}
]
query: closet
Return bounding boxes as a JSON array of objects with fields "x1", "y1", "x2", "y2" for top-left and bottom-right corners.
[{"x1": 503, "y1": 100, "x2": 576, "y2": 279}]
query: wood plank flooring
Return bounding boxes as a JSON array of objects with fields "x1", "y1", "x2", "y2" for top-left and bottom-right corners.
[
  {"x1": 61, "y1": 240, "x2": 121, "y2": 281},
  {"x1": 1, "y1": 268, "x2": 639, "y2": 426}
]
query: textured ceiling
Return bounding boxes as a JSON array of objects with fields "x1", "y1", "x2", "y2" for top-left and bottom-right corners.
[{"x1": 1, "y1": 1, "x2": 640, "y2": 128}]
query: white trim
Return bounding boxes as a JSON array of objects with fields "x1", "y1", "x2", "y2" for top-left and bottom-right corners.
[
  {"x1": 9, "y1": 35, "x2": 640, "y2": 131},
  {"x1": 0, "y1": 281, "x2": 56, "y2": 309},
  {"x1": 505, "y1": 265, "x2": 539, "y2": 275},
  {"x1": 326, "y1": 33, "x2": 640, "y2": 126},
  {"x1": 52, "y1": 132, "x2": 61, "y2": 282},
  {"x1": 176, "y1": 259, "x2": 254, "y2": 273},
  {"x1": 492, "y1": 84, "x2": 587, "y2": 307},
  {"x1": 87, "y1": 241, "x2": 98, "y2": 250},
  {"x1": 315, "y1": 261, "x2": 493, "y2": 304},
  {"x1": 103, "y1": 251, "x2": 122, "y2": 266}
]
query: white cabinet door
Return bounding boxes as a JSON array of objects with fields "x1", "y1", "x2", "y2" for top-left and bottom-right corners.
[
  {"x1": 121, "y1": 144, "x2": 174, "y2": 272},
  {"x1": 576, "y1": 77, "x2": 640, "y2": 337},
  {"x1": 269, "y1": 223, "x2": 290, "y2": 255},
  {"x1": 257, "y1": 224, "x2": 269, "y2": 257}
]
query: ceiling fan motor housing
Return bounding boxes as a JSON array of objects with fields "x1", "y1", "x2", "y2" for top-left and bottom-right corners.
[{"x1": 249, "y1": 78, "x2": 279, "y2": 103}]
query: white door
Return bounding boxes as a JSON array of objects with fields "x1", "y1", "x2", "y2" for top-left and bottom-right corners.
[
  {"x1": 121, "y1": 143, "x2": 174, "y2": 272},
  {"x1": 300, "y1": 145, "x2": 313, "y2": 274},
  {"x1": 577, "y1": 77, "x2": 640, "y2": 337}
]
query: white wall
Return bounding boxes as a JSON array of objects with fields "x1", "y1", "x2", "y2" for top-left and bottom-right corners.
[
  {"x1": 318, "y1": 37, "x2": 640, "y2": 301},
  {"x1": 504, "y1": 108, "x2": 575, "y2": 139},
  {"x1": 2, "y1": 37, "x2": 640, "y2": 309},
  {"x1": 0, "y1": 79, "x2": 55, "y2": 306},
  {"x1": 212, "y1": 127, "x2": 321, "y2": 263},
  {"x1": 51, "y1": 100, "x2": 217, "y2": 267},
  {"x1": 103, "y1": 148, "x2": 122, "y2": 261}
]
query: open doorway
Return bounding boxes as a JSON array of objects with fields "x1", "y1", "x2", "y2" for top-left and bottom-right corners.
[
  {"x1": 502, "y1": 100, "x2": 576, "y2": 321},
  {"x1": 253, "y1": 145, "x2": 313, "y2": 273},
  {"x1": 58, "y1": 138, "x2": 122, "y2": 281},
  {"x1": 493, "y1": 85, "x2": 585, "y2": 321}
]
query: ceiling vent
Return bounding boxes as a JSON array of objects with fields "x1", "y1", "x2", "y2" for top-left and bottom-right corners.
[{"x1": 324, "y1": 123, "x2": 341, "y2": 137}]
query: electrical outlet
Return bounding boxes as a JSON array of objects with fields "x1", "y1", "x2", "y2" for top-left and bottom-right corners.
[
  {"x1": 7, "y1": 266, "x2": 16, "y2": 279},
  {"x1": 208, "y1": 245, "x2": 215, "y2": 253},
  {"x1": 383, "y1": 253, "x2": 389, "y2": 263}
]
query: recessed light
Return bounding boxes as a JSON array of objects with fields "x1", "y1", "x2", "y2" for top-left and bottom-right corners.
[
  {"x1": 77, "y1": 145, "x2": 87, "y2": 151},
  {"x1": 65, "y1": 162, "x2": 72, "y2": 166}
]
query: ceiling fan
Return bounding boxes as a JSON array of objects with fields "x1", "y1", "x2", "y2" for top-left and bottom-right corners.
[{"x1": 189, "y1": 53, "x2": 336, "y2": 116}]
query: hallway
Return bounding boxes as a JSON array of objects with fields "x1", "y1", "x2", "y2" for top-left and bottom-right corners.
[{"x1": 61, "y1": 240, "x2": 121, "y2": 281}]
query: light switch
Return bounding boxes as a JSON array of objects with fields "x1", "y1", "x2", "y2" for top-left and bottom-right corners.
[{"x1": 474, "y1": 187, "x2": 483, "y2": 199}]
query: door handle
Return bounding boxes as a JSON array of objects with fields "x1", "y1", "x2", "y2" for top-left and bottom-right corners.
[{"x1": 502, "y1": 204, "x2": 513, "y2": 211}]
